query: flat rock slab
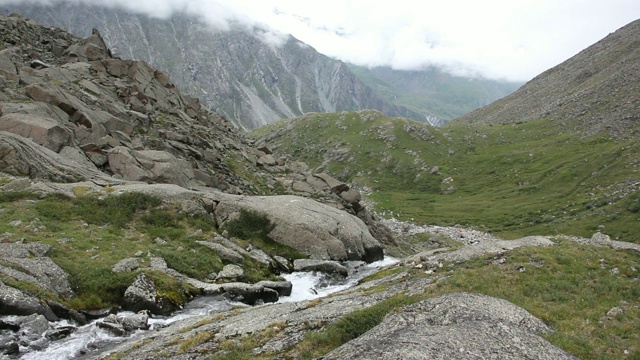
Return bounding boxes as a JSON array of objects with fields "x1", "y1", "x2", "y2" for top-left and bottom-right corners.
[{"x1": 323, "y1": 292, "x2": 578, "y2": 360}]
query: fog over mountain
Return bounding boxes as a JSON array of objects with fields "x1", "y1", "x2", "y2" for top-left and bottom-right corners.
[{"x1": 3, "y1": 0, "x2": 638, "y2": 81}]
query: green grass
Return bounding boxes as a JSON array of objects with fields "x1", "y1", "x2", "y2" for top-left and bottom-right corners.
[
  {"x1": 421, "y1": 241, "x2": 640, "y2": 359},
  {"x1": 292, "y1": 293, "x2": 419, "y2": 359},
  {"x1": 0, "y1": 191, "x2": 285, "y2": 310},
  {"x1": 250, "y1": 112, "x2": 640, "y2": 243}
]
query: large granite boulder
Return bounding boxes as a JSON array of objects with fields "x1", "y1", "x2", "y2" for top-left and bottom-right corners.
[
  {"x1": 215, "y1": 264, "x2": 244, "y2": 282},
  {"x1": 323, "y1": 292, "x2": 578, "y2": 360},
  {"x1": 211, "y1": 194, "x2": 384, "y2": 263},
  {"x1": 0, "y1": 243, "x2": 73, "y2": 298},
  {"x1": 0, "y1": 131, "x2": 111, "y2": 183},
  {"x1": 254, "y1": 280, "x2": 293, "y2": 297}
]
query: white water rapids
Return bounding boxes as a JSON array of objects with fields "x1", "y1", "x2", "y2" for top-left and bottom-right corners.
[{"x1": 13, "y1": 257, "x2": 397, "y2": 360}]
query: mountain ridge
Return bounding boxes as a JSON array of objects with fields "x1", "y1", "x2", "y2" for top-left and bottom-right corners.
[
  {"x1": 4, "y1": 2, "x2": 523, "y2": 130},
  {"x1": 347, "y1": 64, "x2": 522, "y2": 124},
  {"x1": 454, "y1": 18, "x2": 640, "y2": 137},
  {"x1": 3, "y1": 3, "x2": 435, "y2": 129}
]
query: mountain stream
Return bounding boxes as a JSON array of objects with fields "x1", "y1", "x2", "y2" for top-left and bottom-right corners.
[{"x1": 15, "y1": 257, "x2": 398, "y2": 359}]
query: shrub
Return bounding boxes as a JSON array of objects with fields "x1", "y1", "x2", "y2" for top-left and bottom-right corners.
[
  {"x1": 221, "y1": 209, "x2": 305, "y2": 260},
  {"x1": 223, "y1": 209, "x2": 274, "y2": 240}
]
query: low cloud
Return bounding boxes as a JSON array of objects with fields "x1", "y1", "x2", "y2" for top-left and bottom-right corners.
[{"x1": 3, "y1": 0, "x2": 639, "y2": 81}]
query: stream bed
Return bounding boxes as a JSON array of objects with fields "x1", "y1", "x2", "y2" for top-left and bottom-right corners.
[{"x1": 14, "y1": 257, "x2": 397, "y2": 359}]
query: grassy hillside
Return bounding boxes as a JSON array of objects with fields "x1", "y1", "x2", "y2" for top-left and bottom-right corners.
[
  {"x1": 251, "y1": 110, "x2": 640, "y2": 243},
  {"x1": 347, "y1": 64, "x2": 522, "y2": 124}
]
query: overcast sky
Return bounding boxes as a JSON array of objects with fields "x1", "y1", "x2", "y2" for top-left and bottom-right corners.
[{"x1": 5, "y1": 0, "x2": 640, "y2": 81}]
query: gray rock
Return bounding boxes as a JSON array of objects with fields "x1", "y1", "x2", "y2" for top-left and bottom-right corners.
[
  {"x1": 0, "y1": 252, "x2": 73, "y2": 297},
  {"x1": 323, "y1": 293, "x2": 577, "y2": 360},
  {"x1": 122, "y1": 273, "x2": 180, "y2": 316},
  {"x1": 0, "y1": 131, "x2": 112, "y2": 183},
  {"x1": 0, "y1": 281, "x2": 58, "y2": 321},
  {"x1": 17, "y1": 314, "x2": 50, "y2": 342},
  {"x1": 212, "y1": 194, "x2": 383, "y2": 262},
  {"x1": 0, "y1": 339, "x2": 19, "y2": 356},
  {"x1": 46, "y1": 300, "x2": 87, "y2": 325},
  {"x1": 0, "y1": 48, "x2": 19, "y2": 81},
  {"x1": 211, "y1": 235, "x2": 274, "y2": 266},
  {"x1": 293, "y1": 259, "x2": 348, "y2": 277},
  {"x1": 196, "y1": 241, "x2": 244, "y2": 264},
  {"x1": 273, "y1": 255, "x2": 292, "y2": 272},
  {"x1": 314, "y1": 172, "x2": 349, "y2": 193},
  {"x1": 112, "y1": 258, "x2": 140, "y2": 273},
  {"x1": 0, "y1": 113, "x2": 72, "y2": 153},
  {"x1": 107, "y1": 147, "x2": 196, "y2": 187},
  {"x1": 256, "y1": 154, "x2": 277, "y2": 166},
  {"x1": 123, "y1": 273, "x2": 159, "y2": 313},
  {"x1": 246, "y1": 247, "x2": 275, "y2": 267},
  {"x1": 219, "y1": 283, "x2": 279, "y2": 305},
  {"x1": 215, "y1": 264, "x2": 244, "y2": 281},
  {"x1": 255, "y1": 280, "x2": 292, "y2": 297},
  {"x1": 97, "y1": 316, "x2": 126, "y2": 336},
  {"x1": 591, "y1": 232, "x2": 612, "y2": 246},
  {"x1": 339, "y1": 188, "x2": 362, "y2": 204},
  {"x1": 45, "y1": 326, "x2": 76, "y2": 341},
  {"x1": 59, "y1": 146, "x2": 99, "y2": 170},
  {"x1": 121, "y1": 310, "x2": 150, "y2": 332}
]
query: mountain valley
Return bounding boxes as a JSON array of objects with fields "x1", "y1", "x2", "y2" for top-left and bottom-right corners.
[
  {"x1": 3, "y1": 2, "x2": 522, "y2": 129},
  {"x1": 0, "y1": 9, "x2": 638, "y2": 360}
]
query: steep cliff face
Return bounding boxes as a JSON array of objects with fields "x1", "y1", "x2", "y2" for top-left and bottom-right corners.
[{"x1": 5, "y1": 3, "x2": 430, "y2": 130}]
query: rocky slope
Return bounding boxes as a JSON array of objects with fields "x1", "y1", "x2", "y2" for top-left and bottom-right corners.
[
  {"x1": 0, "y1": 12, "x2": 401, "y2": 356},
  {"x1": 454, "y1": 18, "x2": 640, "y2": 137},
  {"x1": 4, "y1": 3, "x2": 434, "y2": 130}
]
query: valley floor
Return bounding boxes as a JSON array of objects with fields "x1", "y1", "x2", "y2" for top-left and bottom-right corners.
[{"x1": 92, "y1": 220, "x2": 640, "y2": 360}]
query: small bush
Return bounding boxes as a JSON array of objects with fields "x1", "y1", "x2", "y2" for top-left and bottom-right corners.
[
  {"x1": 35, "y1": 192, "x2": 162, "y2": 228},
  {"x1": 222, "y1": 209, "x2": 305, "y2": 260},
  {"x1": 78, "y1": 192, "x2": 162, "y2": 227},
  {"x1": 158, "y1": 244, "x2": 223, "y2": 280},
  {"x1": 0, "y1": 191, "x2": 38, "y2": 203},
  {"x1": 224, "y1": 209, "x2": 274, "y2": 240},
  {"x1": 141, "y1": 208, "x2": 182, "y2": 228},
  {"x1": 627, "y1": 197, "x2": 640, "y2": 213}
]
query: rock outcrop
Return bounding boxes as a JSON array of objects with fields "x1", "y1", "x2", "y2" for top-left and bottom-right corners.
[
  {"x1": 0, "y1": 243, "x2": 72, "y2": 298},
  {"x1": 293, "y1": 259, "x2": 349, "y2": 277},
  {"x1": 210, "y1": 193, "x2": 384, "y2": 263},
  {"x1": 7, "y1": 3, "x2": 437, "y2": 130},
  {"x1": 323, "y1": 293, "x2": 578, "y2": 360},
  {"x1": 122, "y1": 273, "x2": 182, "y2": 316}
]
